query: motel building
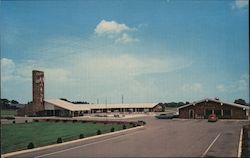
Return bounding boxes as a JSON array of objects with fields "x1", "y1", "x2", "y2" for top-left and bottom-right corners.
[
  {"x1": 44, "y1": 99, "x2": 162, "y2": 117},
  {"x1": 178, "y1": 98, "x2": 249, "y2": 119}
]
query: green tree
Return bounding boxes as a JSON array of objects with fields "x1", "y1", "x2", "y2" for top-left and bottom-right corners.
[
  {"x1": 234, "y1": 99, "x2": 247, "y2": 105},
  {"x1": 0, "y1": 98, "x2": 10, "y2": 105},
  {"x1": 11, "y1": 100, "x2": 19, "y2": 104}
]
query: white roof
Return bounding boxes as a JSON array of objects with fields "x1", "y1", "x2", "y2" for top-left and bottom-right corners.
[
  {"x1": 45, "y1": 99, "x2": 159, "y2": 111},
  {"x1": 178, "y1": 98, "x2": 250, "y2": 110},
  {"x1": 45, "y1": 99, "x2": 90, "y2": 111},
  {"x1": 84, "y1": 103, "x2": 159, "y2": 109}
]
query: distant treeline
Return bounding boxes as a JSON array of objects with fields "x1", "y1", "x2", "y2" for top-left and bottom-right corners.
[
  {"x1": 0, "y1": 98, "x2": 22, "y2": 109},
  {"x1": 60, "y1": 98, "x2": 89, "y2": 104},
  {"x1": 158, "y1": 102, "x2": 190, "y2": 108}
]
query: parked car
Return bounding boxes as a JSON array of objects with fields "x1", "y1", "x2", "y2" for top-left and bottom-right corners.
[
  {"x1": 208, "y1": 114, "x2": 218, "y2": 122},
  {"x1": 155, "y1": 113, "x2": 177, "y2": 119}
]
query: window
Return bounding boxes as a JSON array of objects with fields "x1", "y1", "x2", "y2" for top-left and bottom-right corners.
[
  {"x1": 223, "y1": 109, "x2": 231, "y2": 116},
  {"x1": 205, "y1": 109, "x2": 212, "y2": 118},
  {"x1": 214, "y1": 109, "x2": 221, "y2": 118}
]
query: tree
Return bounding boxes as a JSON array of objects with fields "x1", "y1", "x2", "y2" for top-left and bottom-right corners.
[
  {"x1": 0, "y1": 98, "x2": 10, "y2": 105},
  {"x1": 11, "y1": 100, "x2": 19, "y2": 104},
  {"x1": 60, "y1": 98, "x2": 70, "y2": 102},
  {"x1": 27, "y1": 101, "x2": 33, "y2": 104},
  {"x1": 177, "y1": 102, "x2": 185, "y2": 106},
  {"x1": 234, "y1": 99, "x2": 247, "y2": 105}
]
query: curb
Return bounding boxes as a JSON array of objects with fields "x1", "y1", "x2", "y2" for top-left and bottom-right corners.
[
  {"x1": 1, "y1": 126, "x2": 144, "y2": 158},
  {"x1": 237, "y1": 128, "x2": 243, "y2": 158}
]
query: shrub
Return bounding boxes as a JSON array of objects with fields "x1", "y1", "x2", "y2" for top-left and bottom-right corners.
[
  {"x1": 73, "y1": 120, "x2": 77, "y2": 123},
  {"x1": 34, "y1": 120, "x2": 39, "y2": 122},
  {"x1": 123, "y1": 125, "x2": 127, "y2": 129},
  {"x1": 27, "y1": 142, "x2": 34, "y2": 149},
  {"x1": 12, "y1": 120, "x2": 16, "y2": 124},
  {"x1": 57, "y1": 137, "x2": 63, "y2": 143},
  {"x1": 25, "y1": 120, "x2": 28, "y2": 123},
  {"x1": 55, "y1": 120, "x2": 59, "y2": 122},
  {"x1": 79, "y1": 134, "x2": 84, "y2": 139},
  {"x1": 63, "y1": 120, "x2": 67, "y2": 123},
  {"x1": 110, "y1": 127, "x2": 115, "y2": 132},
  {"x1": 133, "y1": 123, "x2": 137, "y2": 127},
  {"x1": 93, "y1": 122, "x2": 96, "y2": 124},
  {"x1": 97, "y1": 130, "x2": 102, "y2": 135}
]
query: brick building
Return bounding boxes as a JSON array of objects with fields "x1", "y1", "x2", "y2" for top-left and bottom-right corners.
[{"x1": 178, "y1": 98, "x2": 249, "y2": 119}]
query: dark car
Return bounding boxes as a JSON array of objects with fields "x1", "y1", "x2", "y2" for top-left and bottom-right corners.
[
  {"x1": 208, "y1": 114, "x2": 218, "y2": 122},
  {"x1": 155, "y1": 113, "x2": 177, "y2": 119}
]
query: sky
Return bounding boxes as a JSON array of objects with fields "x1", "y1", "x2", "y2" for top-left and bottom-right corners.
[{"x1": 1, "y1": 0, "x2": 249, "y2": 104}]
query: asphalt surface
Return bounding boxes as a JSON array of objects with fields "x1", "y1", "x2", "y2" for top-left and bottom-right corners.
[{"x1": 3, "y1": 116, "x2": 248, "y2": 157}]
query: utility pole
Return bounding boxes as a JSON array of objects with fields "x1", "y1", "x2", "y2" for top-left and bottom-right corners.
[
  {"x1": 105, "y1": 97, "x2": 108, "y2": 120},
  {"x1": 122, "y1": 95, "x2": 124, "y2": 104}
]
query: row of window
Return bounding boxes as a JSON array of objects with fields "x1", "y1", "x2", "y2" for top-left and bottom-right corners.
[{"x1": 205, "y1": 109, "x2": 231, "y2": 117}]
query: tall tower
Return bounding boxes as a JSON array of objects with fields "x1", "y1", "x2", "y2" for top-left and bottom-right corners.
[{"x1": 32, "y1": 70, "x2": 44, "y2": 113}]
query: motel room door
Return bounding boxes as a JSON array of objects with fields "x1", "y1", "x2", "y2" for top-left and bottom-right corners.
[
  {"x1": 205, "y1": 109, "x2": 213, "y2": 119},
  {"x1": 189, "y1": 109, "x2": 195, "y2": 119}
]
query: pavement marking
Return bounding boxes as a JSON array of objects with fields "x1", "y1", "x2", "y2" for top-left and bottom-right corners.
[
  {"x1": 237, "y1": 128, "x2": 243, "y2": 158},
  {"x1": 35, "y1": 129, "x2": 143, "y2": 158},
  {"x1": 201, "y1": 133, "x2": 221, "y2": 158}
]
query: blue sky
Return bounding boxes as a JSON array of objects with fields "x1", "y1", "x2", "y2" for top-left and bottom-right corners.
[{"x1": 1, "y1": 0, "x2": 249, "y2": 104}]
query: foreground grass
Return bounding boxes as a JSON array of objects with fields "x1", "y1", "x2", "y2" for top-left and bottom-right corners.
[
  {"x1": 1, "y1": 109, "x2": 17, "y2": 116},
  {"x1": 1, "y1": 122, "x2": 132, "y2": 154}
]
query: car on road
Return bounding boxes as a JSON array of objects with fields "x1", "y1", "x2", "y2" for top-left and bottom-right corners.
[
  {"x1": 208, "y1": 114, "x2": 218, "y2": 122},
  {"x1": 155, "y1": 113, "x2": 178, "y2": 119}
]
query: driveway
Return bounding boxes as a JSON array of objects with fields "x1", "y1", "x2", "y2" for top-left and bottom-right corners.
[{"x1": 2, "y1": 116, "x2": 248, "y2": 157}]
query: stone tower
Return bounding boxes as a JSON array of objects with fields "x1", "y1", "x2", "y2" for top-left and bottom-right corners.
[{"x1": 32, "y1": 70, "x2": 44, "y2": 113}]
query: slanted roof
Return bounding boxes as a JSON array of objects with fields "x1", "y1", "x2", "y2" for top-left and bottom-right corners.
[
  {"x1": 45, "y1": 99, "x2": 159, "y2": 111},
  {"x1": 178, "y1": 98, "x2": 250, "y2": 110},
  {"x1": 82, "y1": 103, "x2": 159, "y2": 109},
  {"x1": 45, "y1": 99, "x2": 90, "y2": 111}
]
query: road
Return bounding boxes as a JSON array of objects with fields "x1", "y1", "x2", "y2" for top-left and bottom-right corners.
[{"x1": 3, "y1": 116, "x2": 248, "y2": 157}]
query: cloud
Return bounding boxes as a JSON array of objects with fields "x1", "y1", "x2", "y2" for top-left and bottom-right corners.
[
  {"x1": 181, "y1": 83, "x2": 203, "y2": 93},
  {"x1": 95, "y1": 20, "x2": 133, "y2": 35},
  {"x1": 216, "y1": 74, "x2": 249, "y2": 92},
  {"x1": 1, "y1": 58, "x2": 15, "y2": 81},
  {"x1": 232, "y1": 0, "x2": 249, "y2": 9},
  {"x1": 1, "y1": 47, "x2": 192, "y2": 103},
  {"x1": 95, "y1": 20, "x2": 138, "y2": 44},
  {"x1": 115, "y1": 33, "x2": 139, "y2": 44}
]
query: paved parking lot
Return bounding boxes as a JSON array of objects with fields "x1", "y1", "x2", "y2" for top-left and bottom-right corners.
[{"x1": 3, "y1": 116, "x2": 249, "y2": 157}]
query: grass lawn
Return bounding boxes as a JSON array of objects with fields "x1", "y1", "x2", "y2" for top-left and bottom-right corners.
[
  {"x1": 1, "y1": 122, "x2": 133, "y2": 154},
  {"x1": 1, "y1": 109, "x2": 17, "y2": 116}
]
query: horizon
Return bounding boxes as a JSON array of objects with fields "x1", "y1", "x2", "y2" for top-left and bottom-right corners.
[{"x1": 1, "y1": 0, "x2": 249, "y2": 104}]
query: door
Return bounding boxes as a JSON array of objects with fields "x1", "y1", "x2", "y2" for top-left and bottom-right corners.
[
  {"x1": 189, "y1": 109, "x2": 194, "y2": 119},
  {"x1": 205, "y1": 109, "x2": 213, "y2": 119}
]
